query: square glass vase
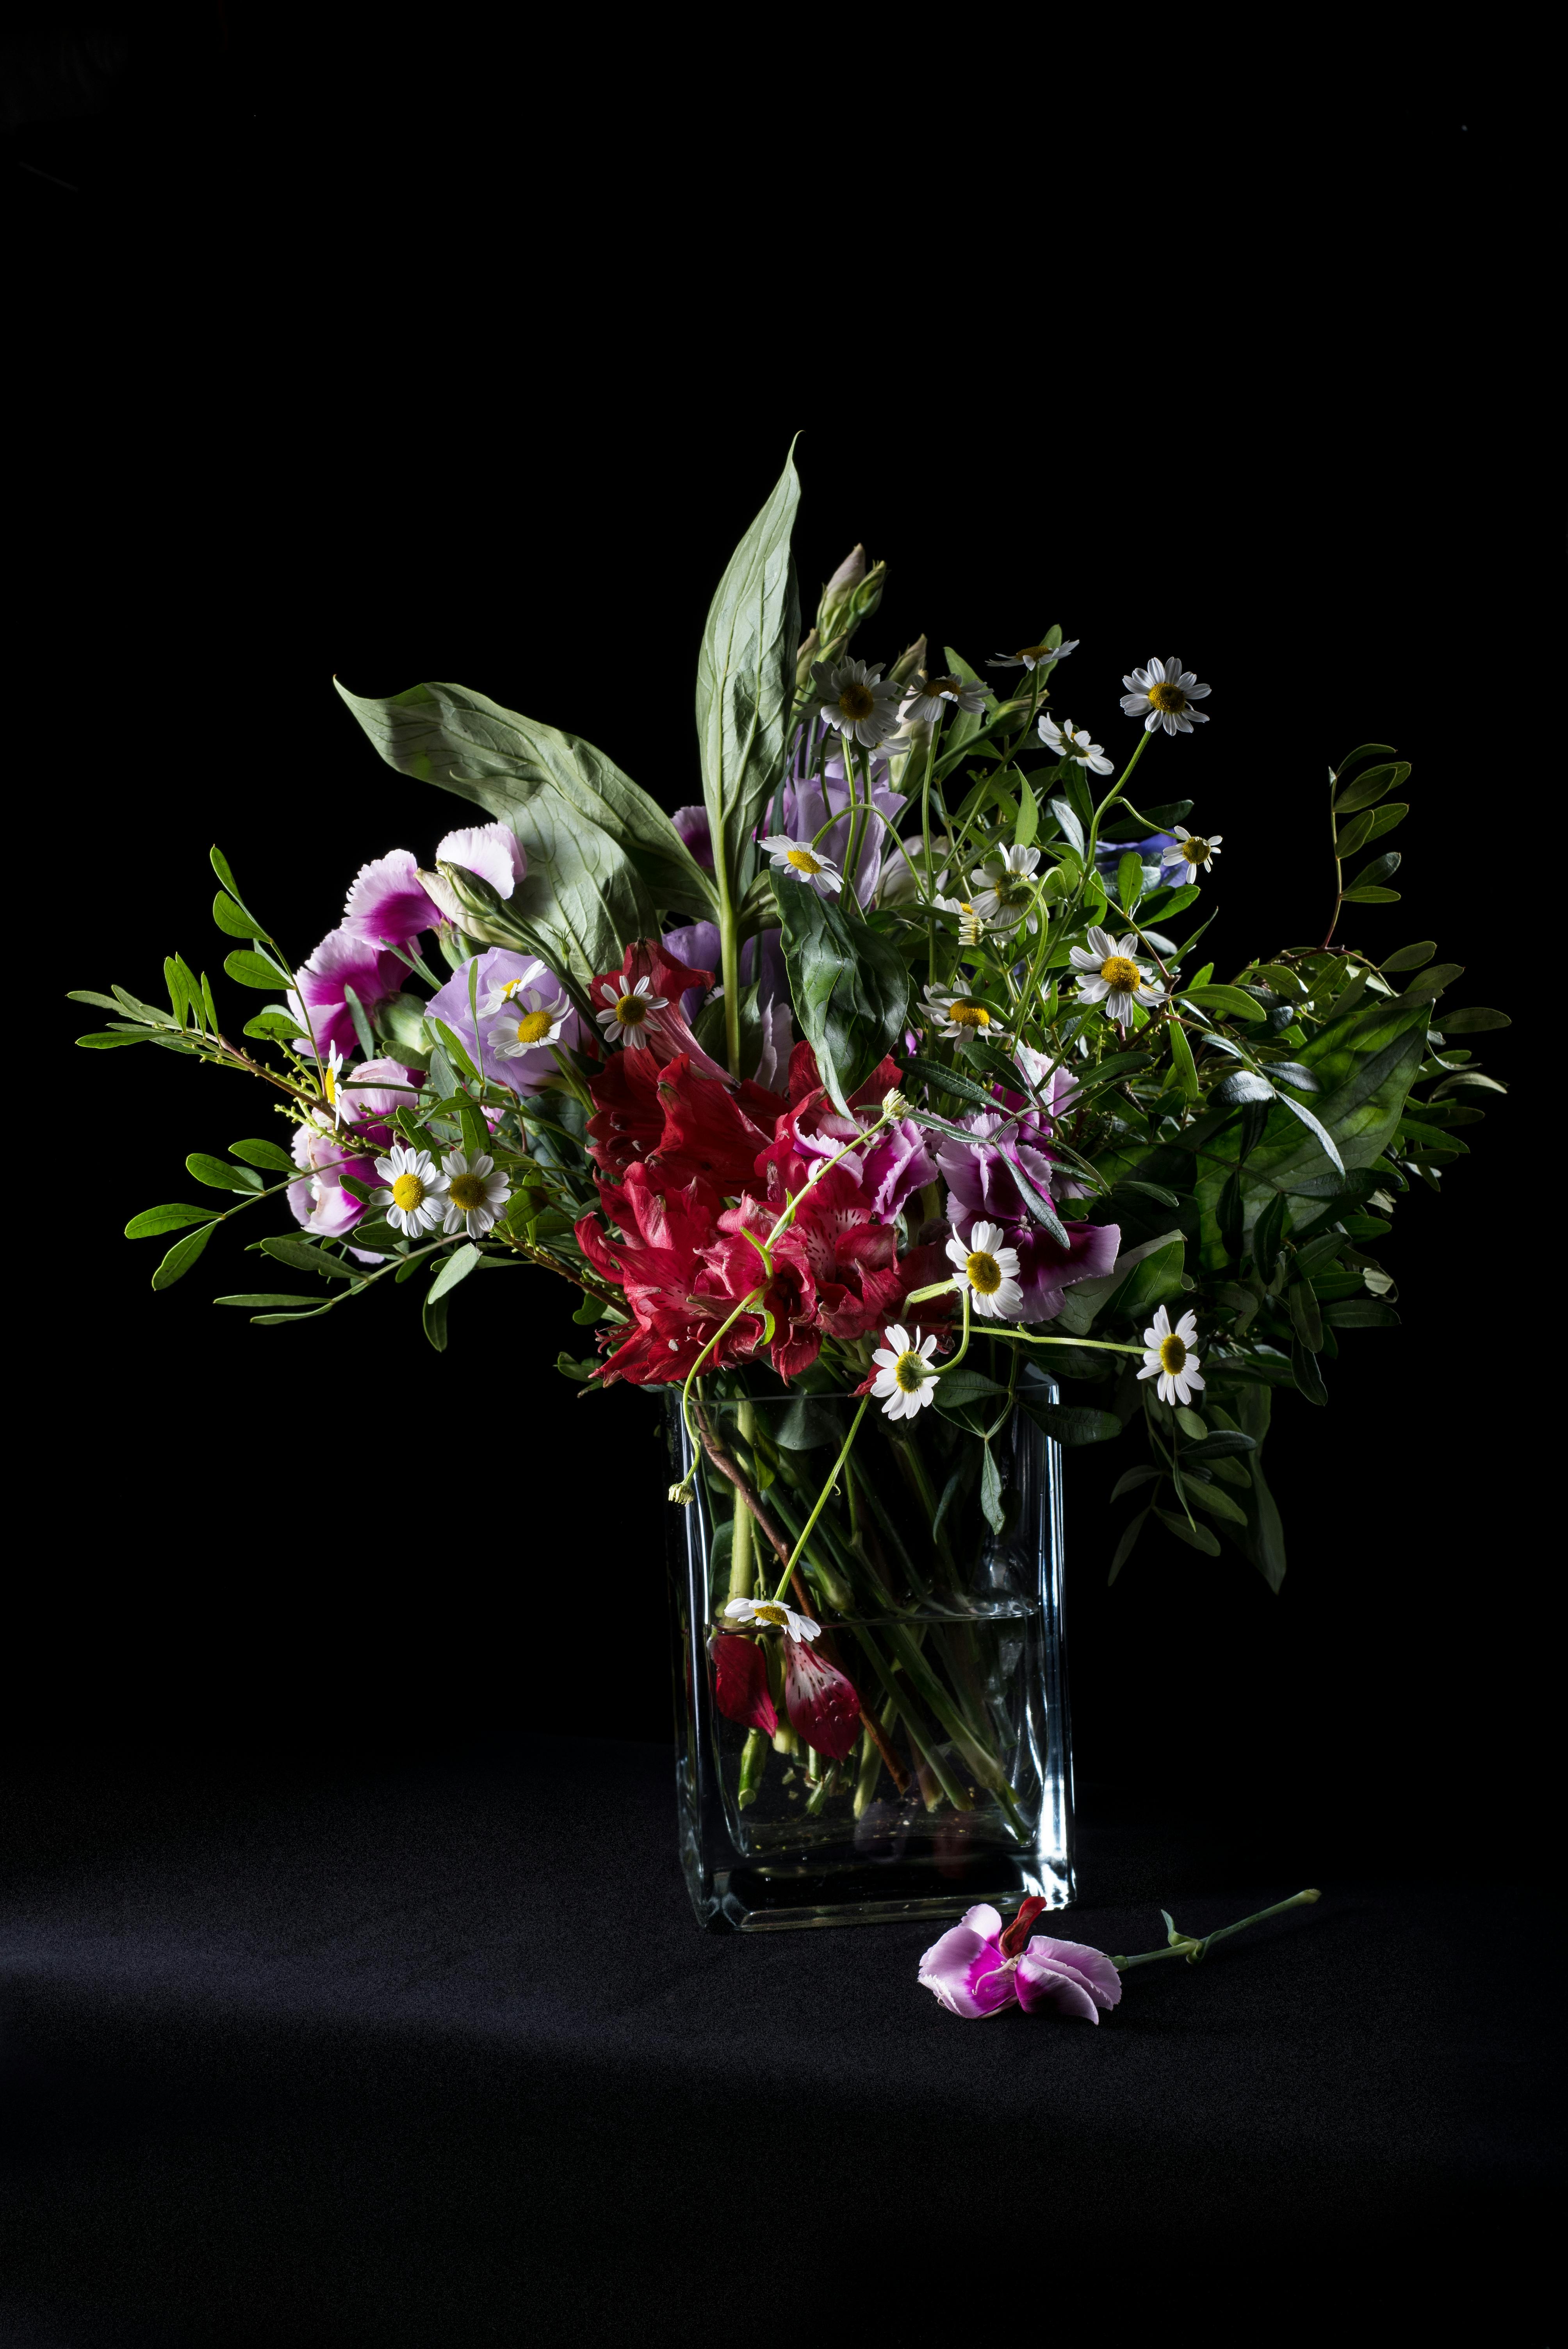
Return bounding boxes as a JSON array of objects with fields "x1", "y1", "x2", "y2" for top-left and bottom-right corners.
[{"x1": 665, "y1": 1376, "x2": 1074, "y2": 1932}]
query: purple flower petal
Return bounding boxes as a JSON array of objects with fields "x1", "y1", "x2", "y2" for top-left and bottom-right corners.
[
  {"x1": 435, "y1": 823, "x2": 526, "y2": 900},
  {"x1": 341, "y1": 849, "x2": 442, "y2": 948},
  {"x1": 918, "y1": 1923, "x2": 1018, "y2": 2019},
  {"x1": 1016, "y1": 1934, "x2": 1123, "y2": 2023}
]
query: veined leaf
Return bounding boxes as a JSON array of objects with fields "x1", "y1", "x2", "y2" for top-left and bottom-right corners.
[
  {"x1": 212, "y1": 891, "x2": 258, "y2": 940},
  {"x1": 1181, "y1": 985, "x2": 1267, "y2": 1023},
  {"x1": 426, "y1": 1241, "x2": 483, "y2": 1304},
  {"x1": 775, "y1": 879, "x2": 909, "y2": 1115},
  {"x1": 151, "y1": 1223, "x2": 216, "y2": 1290},
  {"x1": 229, "y1": 1137, "x2": 295, "y2": 1173},
  {"x1": 1438, "y1": 1006, "x2": 1509, "y2": 1033},
  {"x1": 695, "y1": 447, "x2": 801, "y2": 906},
  {"x1": 124, "y1": 1202, "x2": 223, "y2": 1239},
  {"x1": 1155, "y1": 1507, "x2": 1221, "y2": 1556},
  {"x1": 333, "y1": 678, "x2": 713, "y2": 922},
  {"x1": 187, "y1": 1152, "x2": 263, "y2": 1193},
  {"x1": 258, "y1": 1235, "x2": 355, "y2": 1279},
  {"x1": 214, "y1": 1292, "x2": 318, "y2": 1308},
  {"x1": 224, "y1": 950, "x2": 287, "y2": 991},
  {"x1": 1379, "y1": 939, "x2": 1436, "y2": 971},
  {"x1": 1333, "y1": 759, "x2": 1410, "y2": 813}
]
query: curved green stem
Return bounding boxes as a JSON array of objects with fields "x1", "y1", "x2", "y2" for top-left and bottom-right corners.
[{"x1": 774, "y1": 1393, "x2": 869, "y2": 1598}]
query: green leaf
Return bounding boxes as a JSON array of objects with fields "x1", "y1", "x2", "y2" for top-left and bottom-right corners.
[
  {"x1": 124, "y1": 1202, "x2": 223, "y2": 1240},
  {"x1": 224, "y1": 950, "x2": 286, "y2": 991},
  {"x1": 1025, "y1": 1403, "x2": 1123, "y2": 1445},
  {"x1": 1292, "y1": 1340, "x2": 1328, "y2": 1404},
  {"x1": 243, "y1": 1010, "x2": 305, "y2": 1044},
  {"x1": 1438, "y1": 1007, "x2": 1509, "y2": 1034},
  {"x1": 1181, "y1": 1430, "x2": 1258, "y2": 1463},
  {"x1": 1117, "y1": 851, "x2": 1144, "y2": 912},
  {"x1": 214, "y1": 1292, "x2": 318, "y2": 1308},
  {"x1": 66, "y1": 990, "x2": 130, "y2": 1013},
  {"x1": 932, "y1": 1368, "x2": 1010, "y2": 1411},
  {"x1": 422, "y1": 1285, "x2": 450, "y2": 1351},
  {"x1": 979, "y1": 1443, "x2": 1005, "y2": 1535},
  {"x1": 1333, "y1": 759, "x2": 1410, "y2": 813},
  {"x1": 228, "y1": 1137, "x2": 294, "y2": 1173},
  {"x1": 1109, "y1": 1179, "x2": 1183, "y2": 1208},
  {"x1": 76, "y1": 1029, "x2": 165, "y2": 1050},
  {"x1": 212, "y1": 890, "x2": 258, "y2": 940},
  {"x1": 1333, "y1": 808, "x2": 1376, "y2": 859},
  {"x1": 1014, "y1": 776, "x2": 1039, "y2": 850},
  {"x1": 1185, "y1": 1479, "x2": 1249, "y2": 1526},
  {"x1": 1380, "y1": 940, "x2": 1436, "y2": 971},
  {"x1": 1348, "y1": 850, "x2": 1402, "y2": 891},
  {"x1": 1181, "y1": 985, "x2": 1267, "y2": 1023},
  {"x1": 186, "y1": 1152, "x2": 263, "y2": 1193},
  {"x1": 1154, "y1": 1507, "x2": 1221, "y2": 1557},
  {"x1": 1286, "y1": 1280, "x2": 1324, "y2": 1351},
  {"x1": 259, "y1": 1235, "x2": 355, "y2": 1279},
  {"x1": 1272, "y1": 1090, "x2": 1345, "y2": 1178},
  {"x1": 426, "y1": 1241, "x2": 483, "y2": 1305},
  {"x1": 334, "y1": 679, "x2": 712, "y2": 924},
  {"x1": 1168, "y1": 1018, "x2": 1199, "y2": 1104},
  {"x1": 151, "y1": 1223, "x2": 216, "y2": 1290},
  {"x1": 342, "y1": 983, "x2": 376, "y2": 1062},
  {"x1": 1340, "y1": 886, "x2": 1401, "y2": 904},
  {"x1": 1110, "y1": 1465, "x2": 1160, "y2": 1502},
  {"x1": 1362, "y1": 801, "x2": 1409, "y2": 844},
  {"x1": 1395, "y1": 961, "x2": 1464, "y2": 1005},
  {"x1": 774, "y1": 879, "x2": 909, "y2": 1115},
  {"x1": 1175, "y1": 1406, "x2": 1207, "y2": 1440},
  {"x1": 695, "y1": 446, "x2": 801, "y2": 904},
  {"x1": 1323, "y1": 1298, "x2": 1401, "y2": 1328},
  {"x1": 1108, "y1": 1507, "x2": 1150, "y2": 1584}
]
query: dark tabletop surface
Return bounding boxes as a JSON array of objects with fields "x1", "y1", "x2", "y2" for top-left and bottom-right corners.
[{"x1": 0, "y1": 1738, "x2": 1556, "y2": 2348}]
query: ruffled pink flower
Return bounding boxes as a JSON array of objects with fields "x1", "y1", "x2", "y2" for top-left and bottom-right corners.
[
  {"x1": 287, "y1": 1119, "x2": 378, "y2": 1245},
  {"x1": 335, "y1": 1056, "x2": 421, "y2": 1143},
  {"x1": 436, "y1": 822, "x2": 527, "y2": 899},
  {"x1": 289, "y1": 928, "x2": 408, "y2": 1061},
  {"x1": 919, "y1": 1900, "x2": 1123, "y2": 2022},
  {"x1": 936, "y1": 1108, "x2": 1121, "y2": 1321},
  {"x1": 341, "y1": 850, "x2": 442, "y2": 948}
]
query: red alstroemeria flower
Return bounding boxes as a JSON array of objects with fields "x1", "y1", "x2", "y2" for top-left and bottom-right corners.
[
  {"x1": 711, "y1": 1624, "x2": 861, "y2": 1760},
  {"x1": 587, "y1": 1049, "x2": 786, "y2": 1192},
  {"x1": 590, "y1": 940, "x2": 732, "y2": 1081}
]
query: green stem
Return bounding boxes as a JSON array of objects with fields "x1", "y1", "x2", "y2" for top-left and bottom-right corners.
[
  {"x1": 1111, "y1": 1888, "x2": 1321, "y2": 1970},
  {"x1": 727, "y1": 1399, "x2": 757, "y2": 1601},
  {"x1": 774, "y1": 1394, "x2": 869, "y2": 1599}
]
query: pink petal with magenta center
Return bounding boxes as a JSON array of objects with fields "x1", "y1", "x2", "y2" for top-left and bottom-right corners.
[{"x1": 918, "y1": 1925, "x2": 1016, "y2": 2019}]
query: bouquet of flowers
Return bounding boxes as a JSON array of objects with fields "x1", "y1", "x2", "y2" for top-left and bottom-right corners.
[{"x1": 75, "y1": 449, "x2": 1504, "y2": 1904}]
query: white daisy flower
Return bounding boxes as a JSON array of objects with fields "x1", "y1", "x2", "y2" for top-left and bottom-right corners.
[
  {"x1": 899, "y1": 671, "x2": 989, "y2": 725},
  {"x1": 945, "y1": 1220, "x2": 1024, "y2": 1321},
  {"x1": 319, "y1": 1041, "x2": 349, "y2": 1126},
  {"x1": 439, "y1": 1149, "x2": 510, "y2": 1238},
  {"x1": 723, "y1": 1597, "x2": 821, "y2": 1643},
  {"x1": 480, "y1": 971, "x2": 545, "y2": 1016},
  {"x1": 761, "y1": 834, "x2": 845, "y2": 896},
  {"x1": 1137, "y1": 1305, "x2": 1205, "y2": 1407},
  {"x1": 809, "y1": 656, "x2": 905, "y2": 748},
  {"x1": 371, "y1": 1142, "x2": 446, "y2": 1237},
  {"x1": 870, "y1": 1324, "x2": 941, "y2": 1420},
  {"x1": 1039, "y1": 714, "x2": 1114, "y2": 775},
  {"x1": 968, "y1": 844, "x2": 1042, "y2": 931},
  {"x1": 986, "y1": 639, "x2": 1080, "y2": 672},
  {"x1": 1160, "y1": 824, "x2": 1223, "y2": 876},
  {"x1": 932, "y1": 892, "x2": 988, "y2": 948},
  {"x1": 922, "y1": 986, "x2": 1010, "y2": 1041},
  {"x1": 1120, "y1": 655, "x2": 1212, "y2": 735},
  {"x1": 1068, "y1": 926, "x2": 1167, "y2": 1026},
  {"x1": 594, "y1": 974, "x2": 668, "y2": 1049},
  {"x1": 488, "y1": 987, "x2": 571, "y2": 1059}
]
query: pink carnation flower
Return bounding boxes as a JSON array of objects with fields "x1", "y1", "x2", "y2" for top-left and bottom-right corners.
[
  {"x1": 341, "y1": 850, "x2": 442, "y2": 948},
  {"x1": 436, "y1": 822, "x2": 527, "y2": 899},
  {"x1": 919, "y1": 1899, "x2": 1123, "y2": 2022}
]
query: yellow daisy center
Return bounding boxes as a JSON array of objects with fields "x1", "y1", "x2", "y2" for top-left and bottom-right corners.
[
  {"x1": 391, "y1": 1172, "x2": 425, "y2": 1211},
  {"x1": 323, "y1": 1068, "x2": 336, "y2": 1104},
  {"x1": 1148, "y1": 680, "x2": 1187, "y2": 714},
  {"x1": 1016, "y1": 644, "x2": 1050, "y2": 661},
  {"x1": 448, "y1": 1173, "x2": 486, "y2": 1211},
  {"x1": 894, "y1": 1350, "x2": 927, "y2": 1392},
  {"x1": 501, "y1": 978, "x2": 526, "y2": 998},
  {"x1": 1159, "y1": 1333, "x2": 1187, "y2": 1374},
  {"x1": 928, "y1": 675, "x2": 962, "y2": 697},
  {"x1": 948, "y1": 1000, "x2": 991, "y2": 1029},
  {"x1": 966, "y1": 1250, "x2": 1002, "y2": 1295},
  {"x1": 837, "y1": 682, "x2": 875, "y2": 720},
  {"x1": 615, "y1": 994, "x2": 649, "y2": 1027},
  {"x1": 993, "y1": 872, "x2": 1030, "y2": 903},
  {"x1": 515, "y1": 1008, "x2": 553, "y2": 1043},
  {"x1": 1101, "y1": 955, "x2": 1142, "y2": 992},
  {"x1": 1180, "y1": 838, "x2": 1209, "y2": 864},
  {"x1": 750, "y1": 1602, "x2": 789, "y2": 1629},
  {"x1": 786, "y1": 847, "x2": 823, "y2": 874}
]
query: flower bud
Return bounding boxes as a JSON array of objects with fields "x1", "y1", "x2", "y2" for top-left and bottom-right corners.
[
  {"x1": 421, "y1": 861, "x2": 536, "y2": 951},
  {"x1": 887, "y1": 634, "x2": 928, "y2": 688},
  {"x1": 372, "y1": 992, "x2": 435, "y2": 1063}
]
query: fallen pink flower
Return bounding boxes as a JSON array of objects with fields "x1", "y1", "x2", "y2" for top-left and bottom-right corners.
[{"x1": 918, "y1": 1898, "x2": 1123, "y2": 2022}]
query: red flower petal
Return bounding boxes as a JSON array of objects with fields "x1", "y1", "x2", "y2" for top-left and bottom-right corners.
[
  {"x1": 712, "y1": 1634, "x2": 777, "y2": 1736},
  {"x1": 784, "y1": 1640, "x2": 861, "y2": 1761},
  {"x1": 999, "y1": 1896, "x2": 1050, "y2": 1959}
]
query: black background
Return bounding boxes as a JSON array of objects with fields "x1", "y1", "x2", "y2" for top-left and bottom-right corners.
[{"x1": 11, "y1": 31, "x2": 1548, "y2": 1873}]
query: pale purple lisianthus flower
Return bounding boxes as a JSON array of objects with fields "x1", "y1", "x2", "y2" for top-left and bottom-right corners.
[
  {"x1": 919, "y1": 1903, "x2": 1123, "y2": 2022},
  {"x1": 334, "y1": 1056, "x2": 421, "y2": 1141},
  {"x1": 938, "y1": 1111, "x2": 1120, "y2": 1319},
  {"x1": 289, "y1": 929, "x2": 408, "y2": 1061},
  {"x1": 660, "y1": 923, "x2": 786, "y2": 1022},
  {"x1": 426, "y1": 949, "x2": 580, "y2": 1094},
  {"x1": 341, "y1": 850, "x2": 442, "y2": 948},
  {"x1": 671, "y1": 806, "x2": 714, "y2": 869},
  {"x1": 436, "y1": 822, "x2": 527, "y2": 899},
  {"x1": 780, "y1": 758, "x2": 908, "y2": 908}
]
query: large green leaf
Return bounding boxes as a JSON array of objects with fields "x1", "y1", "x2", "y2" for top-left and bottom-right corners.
[
  {"x1": 773, "y1": 880, "x2": 910, "y2": 1115},
  {"x1": 334, "y1": 675, "x2": 711, "y2": 925},
  {"x1": 695, "y1": 448, "x2": 801, "y2": 903},
  {"x1": 1208, "y1": 1391, "x2": 1288, "y2": 1591}
]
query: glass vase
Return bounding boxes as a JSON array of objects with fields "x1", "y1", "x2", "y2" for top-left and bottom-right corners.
[{"x1": 664, "y1": 1372, "x2": 1074, "y2": 1931}]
